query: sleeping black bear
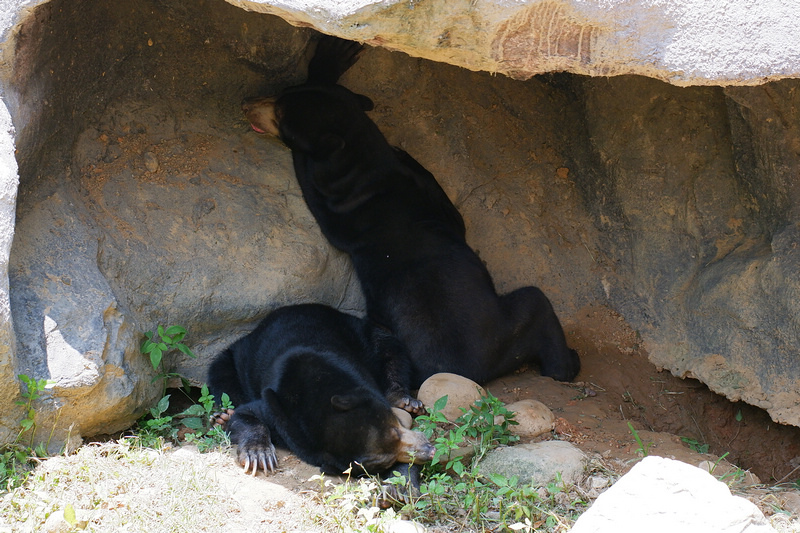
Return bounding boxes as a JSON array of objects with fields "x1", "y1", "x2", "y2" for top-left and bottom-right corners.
[
  {"x1": 207, "y1": 303, "x2": 434, "y2": 476},
  {"x1": 242, "y1": 37, "x2": 581, "y2": 398}
]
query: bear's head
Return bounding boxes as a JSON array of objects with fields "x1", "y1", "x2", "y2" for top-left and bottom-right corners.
[
  {"x1": 242, "y1": 85, "x2": 376, "y2": 160},
  {"x1": 319, "y1": 389, "x2": 434, "y2": 475}
]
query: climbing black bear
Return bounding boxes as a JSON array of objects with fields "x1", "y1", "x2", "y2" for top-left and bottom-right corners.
[
  {"x1": 242, "y1": 37, "x2": 581, "y2": 397},
  {"x1": 207, "y1": 303, "x2": 434, "y2": 476}
]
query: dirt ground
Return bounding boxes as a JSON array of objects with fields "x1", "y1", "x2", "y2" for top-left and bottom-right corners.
[
  {"x1": 535, "y1": 305, "x2": 800, "y2": 484},
  {"x1": 246, "y1": 303, "x2": 800, "y2": 491}
]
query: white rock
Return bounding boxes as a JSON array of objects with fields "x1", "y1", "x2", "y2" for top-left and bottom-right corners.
[
  {"x1": 570, "y1": 456, "x2": 776, "y2": 533},
  {"x1": 379, "y1": 519, "x2": 426, "y2": 533}
]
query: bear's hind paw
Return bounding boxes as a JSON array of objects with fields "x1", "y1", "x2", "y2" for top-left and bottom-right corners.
[
  {"x1": 210, "y1": 408, "x2": 235, "y2": 429},
  {"x1": 393, "y1": 395, "x2": 426, "y2": 417}
]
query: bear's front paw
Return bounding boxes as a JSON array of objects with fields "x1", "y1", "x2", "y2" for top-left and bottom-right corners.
[
  {"x1": 394, "y1": 395, "x2": 426, "y2": 417},
  {"x1": 237, "y1": 439, "x2": 278, "y2": 475}
]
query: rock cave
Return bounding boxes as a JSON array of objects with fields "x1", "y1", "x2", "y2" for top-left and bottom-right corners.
[{"x1": 0, "y1": 0, "x2": 799, "y2": 485}]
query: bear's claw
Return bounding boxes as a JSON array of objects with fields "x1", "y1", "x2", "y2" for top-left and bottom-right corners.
[
  {"x1": 396, "y1": 395, "x2": 426, "y2": 417},
  {"x1": 239, "y1": 441, "x2": 278, "y2": 475}
]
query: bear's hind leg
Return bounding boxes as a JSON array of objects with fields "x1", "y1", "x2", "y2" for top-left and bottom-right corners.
[{"x1": 499, "y1": 286, "x2": 581, "y2": 382}]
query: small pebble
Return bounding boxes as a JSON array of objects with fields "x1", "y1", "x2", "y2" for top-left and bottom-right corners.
[{"x1": 143, "y1": 151, "x2": 159, "y2": 172}]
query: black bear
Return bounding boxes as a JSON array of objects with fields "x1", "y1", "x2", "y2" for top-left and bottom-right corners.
[
  {"x1": 242, "y1": 37, "x2": 581, "y2": 397},
  {"x1": 207, "y1": 303, "x2": 435, "y2": 476}
]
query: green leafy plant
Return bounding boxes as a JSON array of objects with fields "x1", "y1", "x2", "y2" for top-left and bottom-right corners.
[
  {"x1": 627, "y1": 421, "x2": 652, "y2": 457},
  {"x1": 134, "y1": 384, "x2": 233, "y2": 452},
  {"x1": 414, "y1": 391, "x2": 519, "y2": 475},
  {"x1": 456, "y1": 391, "x2": 519, "y2": 458},
  {"x1": 378, "y1": 393, "x2": 586, "y2": 531},
  {"x1": 1, "y1": 374, "x2": 55, "y2": 491},
  {"x1": 180, "y1": 386, "x2": 234, "y2": 452},
  {"x1": 136, "y1": 324, "x2": 231, "y2": 451},
  {"x1": 680, "y1": 436, "x2": 709, "y2": 454},
  {"x1": 16, "y1": 374, "x2": 51, "y2": 446},
  {"x1": 141, "y1": 325, "x2": 197, "y2": 394},
  {"x1": 141, "y1": 325, "x2": 195, "y2": 370}
]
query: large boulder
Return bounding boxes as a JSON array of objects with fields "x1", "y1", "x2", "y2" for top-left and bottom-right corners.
[{"x1": 0, "y1": 0, "x2": 798, "y2": 449}]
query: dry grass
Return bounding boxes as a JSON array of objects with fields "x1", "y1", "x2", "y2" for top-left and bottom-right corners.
[
  {"x1": 0, "y1": 439, "x2": 324, "y2": 533},
  {"x1": 1, "y1": 438, "x2": 799, "y2": 533}
]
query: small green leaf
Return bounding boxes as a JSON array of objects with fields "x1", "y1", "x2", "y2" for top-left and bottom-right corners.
[
  {"x1": 149, "y1": 348, "x2": 163, "y2": 369},
  {"x1": 165, "y1": 325, "x2": 186, "y2": 337},
  {"x1": 155, "y1": 394, "x2": 170, "y2": 415},
  {"x1": 182, "y1": 417, "x2": 203, "y2": 430},
  {"x1": 735, "y1": 409, "x2": 743, "y2": 422},
  {"x1": 221, "y1": 392, "x2": 233, "y2": 409},
  {"x1": 176, "y1": 343, "x2": 196, "y2": 358},
  {"x1": 157, "y1": 325, "x2": 165, "y2": 337},
  {"x1": 64, "y1": 504, "x2": 77, "y2": 526},
  {"x1": 489, "y1": 473, "x2": 509, "y2": 486},
  {"x1": 433, "y1": 395, "x2": 449, "y2": 413},
  {"x1": 181, "y1": 404, "x2": 206, "y2": 417}
]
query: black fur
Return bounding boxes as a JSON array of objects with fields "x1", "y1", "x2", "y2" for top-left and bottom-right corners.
[
  {"x1": 242, "y1": 37, "x2": 581, "y2": 397},
  {"x1": 207, "y1": 304, "x2": 434, "y2": 475}
]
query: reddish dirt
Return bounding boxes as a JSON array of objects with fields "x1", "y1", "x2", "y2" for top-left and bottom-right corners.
[{"x1": 486, "y1": 305, "x2": 800, "y2": 483}]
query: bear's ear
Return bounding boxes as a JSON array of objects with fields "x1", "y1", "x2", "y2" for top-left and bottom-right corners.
[
  {"x1": 330, "y1": 393, "x2": 367, "y2": 411},
  {"x1": 356, "y1": 93, "x2": 374, "y2": 111},
  {"x1": 313, "y1": 133, "x2": 345, "y2": 157}
]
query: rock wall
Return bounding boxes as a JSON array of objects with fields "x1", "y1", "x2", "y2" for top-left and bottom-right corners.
[
  {"x1": 581, "y1": 77, "x2": 800, "y2": 422},
  {"x1": 0, "y1": 0, "x2": 797, "y2": 448}
]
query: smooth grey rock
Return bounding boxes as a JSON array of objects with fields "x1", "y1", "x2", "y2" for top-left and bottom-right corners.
[
  {"x1": 569, "y1": 456, "x2": 776, "y2": 533},
  {"x1": 478, "y1": 441, "x2": 587, "y2": 486},
  {"x1": 10, "y1": 185, "x2": 155, "y2": 450}
]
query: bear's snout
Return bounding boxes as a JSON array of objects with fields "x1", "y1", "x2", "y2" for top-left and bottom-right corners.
[
  {"x1": 242, "y1": 96, "x2": 279, "y2": 136},
  {"x1": 397, "y1": 428, "x2": 436, "y2": 464}
]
